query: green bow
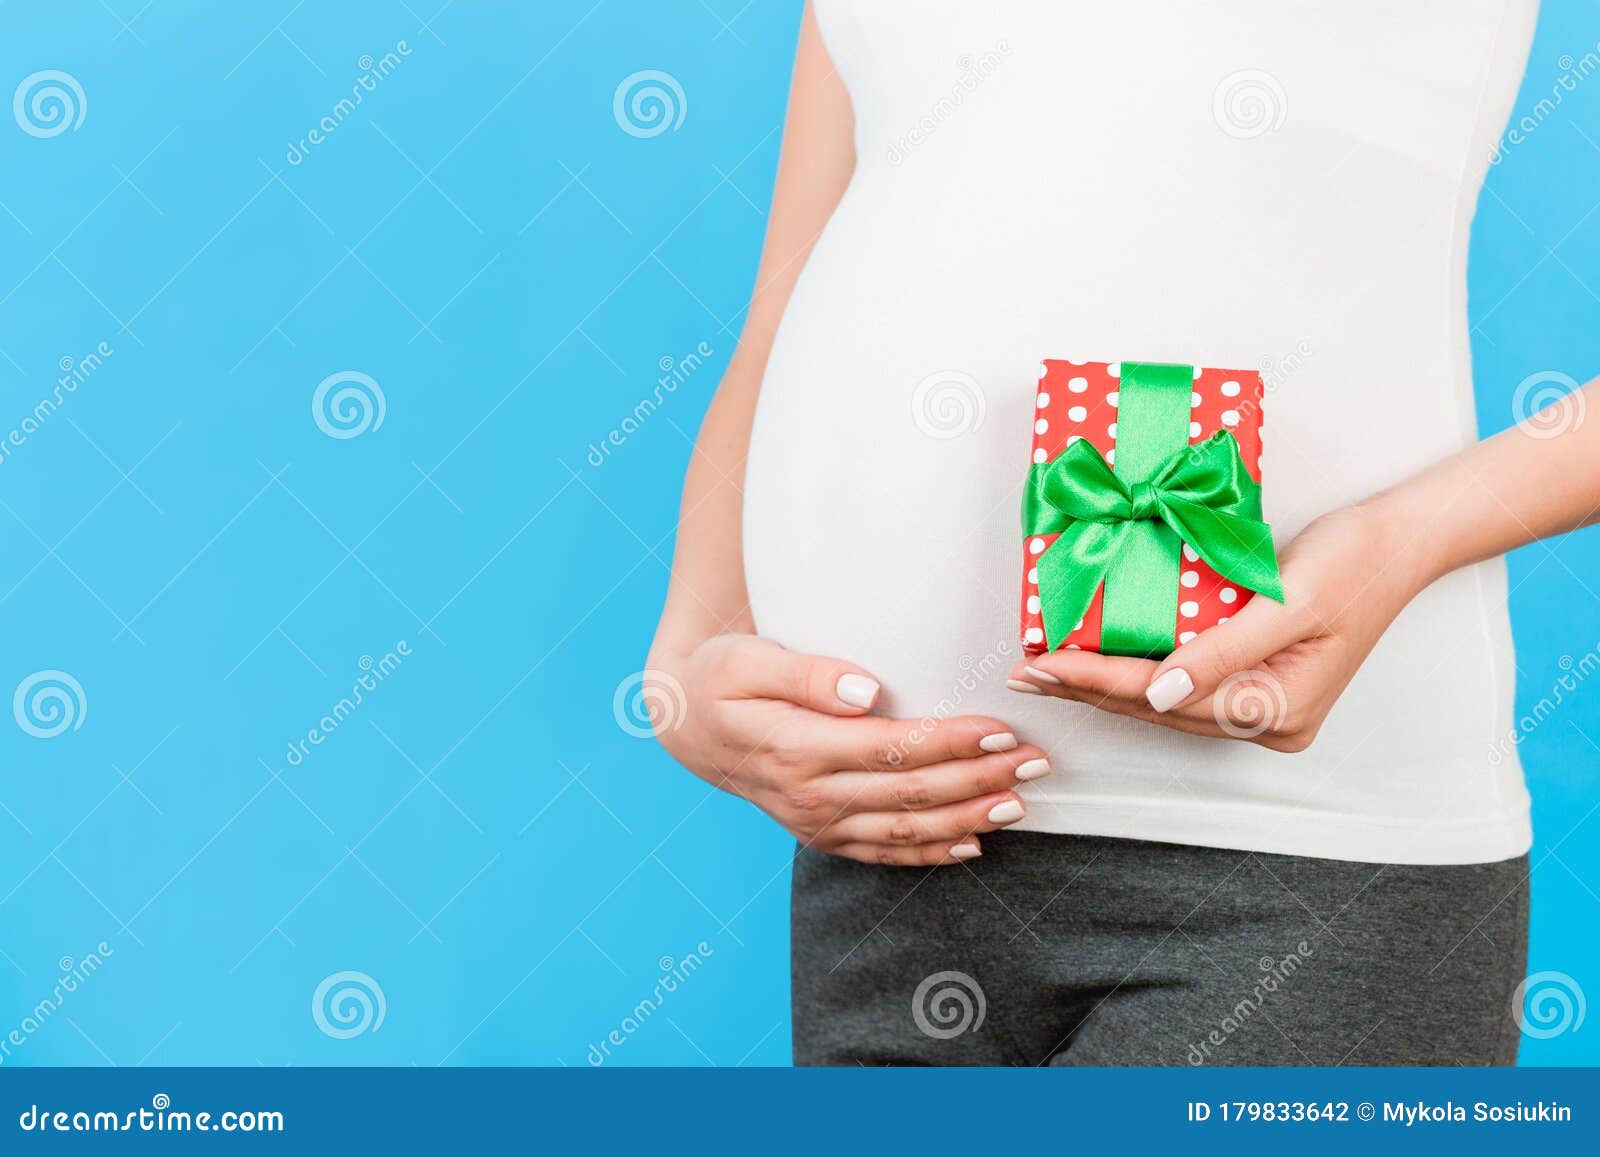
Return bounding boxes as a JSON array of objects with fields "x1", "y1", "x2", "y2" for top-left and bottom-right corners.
[{"x1": 1023, "y1": 429, "x2": 1284, "y2": 655}]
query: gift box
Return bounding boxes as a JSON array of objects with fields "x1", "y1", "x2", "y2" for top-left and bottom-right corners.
[{"x1": 1020, "y1": 360, "x2": 1281, "y2": 658}]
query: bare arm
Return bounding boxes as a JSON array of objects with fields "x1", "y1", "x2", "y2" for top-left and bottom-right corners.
[
  {"x1": 644, "y1": 5, "x2": 1042, "y2": 867},
  {"x1": 650, "y1": 3, "x2": 856, "y2": 659},
  {"x1": 1376, "y1": 383, "x2": 1600, "y2": 590}
]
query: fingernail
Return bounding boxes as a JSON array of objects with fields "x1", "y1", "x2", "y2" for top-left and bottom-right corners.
[
  {"x1": 987, "y1": 799, "x2": 1026, "y2": 824},
  {"x1": 1015, "y1": 758, "x2": 1052, "y2": 781},
  {"x1": 1005, "y1": 679, "x2": 1042, "y2": 695},
  {"x1": 836, "y1": 673, "x2": 879, "y2": 709},
  {"x1": 950, "y1": 843, "x2": 982, "y2": 860},
  {"x1": 978, "y1": 732, "x2": 1018, "y2": 753},
  {"x1": 1145, "y1": 668, "x2": 1195, "y2": 713},
  {"x1": 1023, "y1": 665, "x2": 1061, "y2": 685}
]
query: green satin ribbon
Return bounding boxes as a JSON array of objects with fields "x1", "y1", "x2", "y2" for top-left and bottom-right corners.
[{"x1": 1022, "y1": 362, "x2": 1283, "y2": 656}]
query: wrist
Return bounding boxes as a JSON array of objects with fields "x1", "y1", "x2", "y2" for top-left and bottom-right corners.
[
  {"x1": 648, "y1": 616, "x2": 754, "y2": 675},
  {"x1": 646, "y1": 633, "x2": 697, "y2": 678},
  {"x1": 1354, "y1": 484, "x2": 1452, "y2": 599}
]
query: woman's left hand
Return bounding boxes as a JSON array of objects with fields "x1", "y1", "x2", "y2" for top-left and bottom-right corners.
[{"x1": 1007, "y1": 501, "x2": 1429, "y2": 752}]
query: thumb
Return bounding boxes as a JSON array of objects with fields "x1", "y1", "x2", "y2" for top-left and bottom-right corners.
[
  {"x1": 1143, "y1": 596, "x2": 1310, "y2": 713},
  {"x1": 721, "y1": 637, "x2": 883, "y2": 717}
]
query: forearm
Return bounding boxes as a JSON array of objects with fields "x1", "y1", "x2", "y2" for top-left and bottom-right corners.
[
  {"x1": 649, "y1": 0, "x2": 854, "y2": 664},
  {"x1": 1369, "y1": 378, "x2": 1600, "y2": 592},
  {"x1": 650, "y1": 351, "x2": 766, "y2": 660}
]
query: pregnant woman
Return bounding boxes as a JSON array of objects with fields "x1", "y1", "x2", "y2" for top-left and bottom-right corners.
[{"x1": 649, "y1": 0, "x2": 1588, "y2": 1064}]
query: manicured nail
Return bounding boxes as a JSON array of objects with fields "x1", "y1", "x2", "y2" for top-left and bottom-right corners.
[
  {"x1": 950, "y1": 843, "x2": 982, "y2": 860},
  {"x1": 1145, "y1": 668, "x2": 1195, "y2": 713},
  {"x1": 978, "y1": 732, "x2": 1018, "y2": 753},
  {"x1": 987, "y1": 799, "x2": 1026, "y2": 824},
  {"x1": 1005, "y1": 679, "x2": 1042, "y2": 695},
  {"x1": 1023, "y1": 665, "x2": 1061, "y2": 685},
  {"x1": 836, "y1": 673, "x2": 879, "y2": 709},
  {"x1": 1015, "y1": 758, "x2": 1051, "y2": 781}
]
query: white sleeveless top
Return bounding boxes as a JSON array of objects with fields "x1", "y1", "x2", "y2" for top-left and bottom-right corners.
[{"x1": 744, "y1": 0, "x2": 1539, "y2": 864}]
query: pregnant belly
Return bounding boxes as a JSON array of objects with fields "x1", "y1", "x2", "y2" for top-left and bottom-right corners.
[
  {"x1": 742, "y1": 340, "x2": 1524, "y2": 842},
  {"x1": 743, "y1": 320, "x2": 1039, "y2": 725},
  {"x1": 740, "y1": 172, "x2": 1481, "y2": 762},
  {"x1": 736, "y1": 155, "x2": 1526, "y2": 858}
]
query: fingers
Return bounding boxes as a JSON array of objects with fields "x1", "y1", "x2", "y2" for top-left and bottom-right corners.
[
  {"x1": 1012, "y1": 649, "x2": 1162, "y2": 704},
  {"x1": 823, "y1": 744, "x2": 1052, "y2": 811},
  {"x1": 1003, "y1": 617, "x2": 1325, "y2": 749},
  {"x1": 1141, "y1": 597, "x2": 1314, "y2": 712},
  {"x1": 1008, "y1": 596, "x2": 1314, "y2": 719},
  {"x1": 829, "y1": 840, "x2": 985, "y2": 868},
  {"x1": 812, "y1": 712, "x2": 1023, "y2": 773},
  {"x1": 1032, "y1": 684, "x2": 1226, "y2": 736},
  {"x1": 705, "y1": 638, "x2": 1025, "y2": 769},
  {"x1": 827, "y1": 790, "x2": 1029, "y2": 848},
  {"x1": 714, "y1": 637, "x2": 883, "y2": 717},
  {"x1": 1004, "y1": 650, "x2": 1227, "y2": 732},
  {"x1": 822, "y1": 777, "x2": 1037, "y2": 867}
]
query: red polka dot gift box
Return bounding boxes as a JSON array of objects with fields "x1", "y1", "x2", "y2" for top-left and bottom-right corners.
[{"x1": 1019, "y1": 360, "x2": 1283, "y2": 659}]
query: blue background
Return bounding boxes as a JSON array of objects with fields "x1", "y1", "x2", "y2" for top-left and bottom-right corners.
[{"x1": 0, "y1": 1, "x2": 1595, "y2": 1067}]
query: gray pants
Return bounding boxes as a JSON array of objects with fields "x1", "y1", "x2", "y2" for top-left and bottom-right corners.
[{"x1": 792, "y1": 832, "x2": 1529, "y2": 1066}]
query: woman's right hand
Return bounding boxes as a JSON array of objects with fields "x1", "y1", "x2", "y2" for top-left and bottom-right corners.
[{"x1": 647, "y1": 635, "x2": 1049, "y2": 866}]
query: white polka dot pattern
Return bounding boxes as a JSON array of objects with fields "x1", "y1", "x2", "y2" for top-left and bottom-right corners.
[{"x1": 1021, "y1": 359, "x2": 1268, "y2": 654}]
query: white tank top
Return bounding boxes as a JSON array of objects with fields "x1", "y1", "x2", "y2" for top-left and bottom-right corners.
[{"x1": 744, "y1": 0, "x2": 1538, "y2": 864}]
